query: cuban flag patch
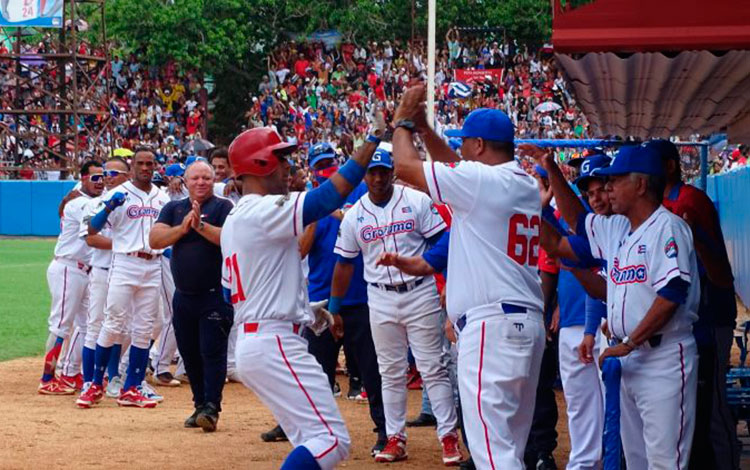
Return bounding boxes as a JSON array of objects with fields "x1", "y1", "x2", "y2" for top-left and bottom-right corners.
[
  {"x1": 402, "y1": 207, "x2": 412, "y2": 214},
  {"x1": 664, "y1": 237, "x2": 678, "y2": 259}
]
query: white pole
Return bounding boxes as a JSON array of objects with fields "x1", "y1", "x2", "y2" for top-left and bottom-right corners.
[{"x1": 426, "y1": 0, "x2": 436, "y2": 161}]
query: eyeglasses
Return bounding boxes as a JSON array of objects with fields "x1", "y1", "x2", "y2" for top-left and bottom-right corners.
[
  {"x1": 87, "y1": 174, "x2": 104, "y2": 182},
  {"x1": 103, "y1": 170, "x2": 127, "y2": 177}
]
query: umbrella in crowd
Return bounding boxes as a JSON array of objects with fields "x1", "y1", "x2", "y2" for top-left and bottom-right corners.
[
  {"x1": 535, "y1": 101, "x2": 563, "y2": 113},
  {"x1": 183, "y1": 138, "x2": 215, "y2": 153},
  {"x1": 113, "y1": 148, "x2": 134, "y2": 157}
]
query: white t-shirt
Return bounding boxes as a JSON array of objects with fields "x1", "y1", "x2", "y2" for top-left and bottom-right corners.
[
  {"x1": 80, "y1": 193, "x2": 114, "y2": 269},
  {"x1": 221, "y1": 192, "x2": 312, "y2": 324},
  {"x1": 423, "y1": 160, "x2": 544, "y2": 321},
  {"x1": 106, "y1": 181, "x2": 170, "y2": 254},
  {"x1": 584, "y1": 206, "x2": 700, "y2": 339},
  {"x1": 334, "y1": 185, "x2": 446, "y2": 285},
  {"x1": 55, "y1": 193, "x2": 94, "y2": 264}
]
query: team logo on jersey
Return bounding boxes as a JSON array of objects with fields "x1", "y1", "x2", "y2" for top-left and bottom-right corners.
[
  {"x1": 126, "y1": 205, "x2": 160, "y2": 219},
  {"x1": 357, "y1": 216, "x2": 365, "y2": 223},
  {"x1": 360, "y1": 220, "x2": 415, "y2": 243},
  {"x1": 430, "y1": 203, "x2": 439, "y2": 215},
  {"x1": 609, "y1": 257, "x2": 647, "y2": 285},
  {"x1": 402, "y1": 206, "x2": 412, "y2": 214},
  {"x1": 664, "y1": 237, "x2": 678, "y2": 259}
]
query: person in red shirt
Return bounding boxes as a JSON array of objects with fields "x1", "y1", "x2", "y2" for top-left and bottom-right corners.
[
  {"x1": 294, "y1": 53, "x2": 310, "y2": 78},
  {"x1": 648, "y1": 139, "x2": 739, "y2": 470},
  {"x1": 367, "y1": 70, "x2": 378, "y2": 89},
  {"x1": 186, "y1": 110, "x2": 200, "y2": 135}
]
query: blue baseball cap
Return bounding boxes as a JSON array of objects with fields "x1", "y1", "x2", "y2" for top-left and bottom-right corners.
[
  {"x1": 643, "y1": 139, "x2": 680, "y2": 163},
  {"x1": 574, "y1": 154, "x2": 611, "y2": 189},
  {"x1": 165, "y1": 163, "x2": 185, "y2": 177},
  {"x1": 185, "y1": 155, "x2": 207, "y2": 167},
  {"x1": 152, "y1": 171, "x2": 165, "y2": 184},
  {"x1": 368, "y1": 148, "x2": 393, "y2": 170},
  {"x1": 444, "y1": 108, "x2": 514, "y2": 143},
  {"x1": 596, "y1": 145, "x2": 664, "y2": 177},
  {"x1": 308, "y1": 142, "x2": 336, "y2": 168}
]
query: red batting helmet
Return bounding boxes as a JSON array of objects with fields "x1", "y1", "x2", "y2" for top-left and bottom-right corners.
[{"x1": 228, "y1": 127, "x2": 297, "y2": 177}]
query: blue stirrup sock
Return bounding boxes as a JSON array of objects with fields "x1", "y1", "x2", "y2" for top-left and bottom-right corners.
[
  {"x1": 281, "y1": 446, "x2": 321, "y2": 470},
  {"x1": 93, "y1": 344, "x2": 114, "y2": 386},
  {"x1": 123, "y1": 346, "x2": 149, "y2": 390},
  {"x1": 107, "y1": 343, "x2": 122, "y2": 380},
  {"x1": 82, "y1": 346, "x2": 95, "y2": 383}
]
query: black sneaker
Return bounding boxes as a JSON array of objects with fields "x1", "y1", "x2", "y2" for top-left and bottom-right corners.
[
  {"x1": 184, "y1": 407, "x2": 202, "y2": 428},
  {"x1": 536, "y1": 453, "x2": 557, "y2": 470},
  {"x1": 347, "y1": 383, "x2": 362, "y2": 400},
  {"x1": 371, "y1": 434, "x2": 388, "y2": 456},
  {"x1": 459, "y1": 457, "x2": 476, "y2": 470},
  {"x1": 406, "y1": 412, "x2": 437, "y2": 427},
  {"x1": 196, "y1": 402, "x2": 219, "y2": 433},
  {"x1": 260, "y1": 424, "x2": 288, "y2": 442}
]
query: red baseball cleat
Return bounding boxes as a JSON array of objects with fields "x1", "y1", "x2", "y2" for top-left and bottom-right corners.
[
  {"x1": 116, "y1": 386, "x2": 158, "y2": 408},
  {"x1": 76, "y1": 383, "x2": 104, "y2": 408},
  {"x1": 374, "y1": 436, "x2": 407, "y2": 463},
  {"x1": 441, "y1": 432, "x2": 462, "y2": 466},
  {"x1": 59, "y1": 373, "x2": 84, "y2": 391},
  {"x1": 38, "y1": 377, "x2": 74, "y2": 395}
]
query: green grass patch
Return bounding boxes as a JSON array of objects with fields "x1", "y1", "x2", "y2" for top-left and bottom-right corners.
[{"x1": 0, "y1": 239, "x2": 55, "y2": 361}]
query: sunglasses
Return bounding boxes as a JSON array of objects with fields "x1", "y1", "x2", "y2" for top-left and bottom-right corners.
[
  {"x1": 103, "y1": 170, "x2": 127, "y2": 177},
  {"x1": 87, "y1": 174, "x2": 104, "y2": 182}
]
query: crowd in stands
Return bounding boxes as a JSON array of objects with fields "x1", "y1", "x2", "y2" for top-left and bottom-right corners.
[
  {"x1": 1, "y1": 30, "x2": 746, "y2": 180},
  {"x1": 0, "y1": 33, "x2": 208, "y2": 180}
]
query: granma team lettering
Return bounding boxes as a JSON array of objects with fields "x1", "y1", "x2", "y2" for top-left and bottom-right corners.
[
  {"x1": 361, "y1": 220, "x2": 415, "y2": 243},
  {"x1": 609, "y1": 258, "x2": 647, "y2": 285},
  {"x1": 126, "y1": 205, "x2": 160, "y2": 219}
]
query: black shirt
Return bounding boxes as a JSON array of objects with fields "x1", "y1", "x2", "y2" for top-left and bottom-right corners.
[{"x1": 156, "y1": 195, "x2": 233, "y2": 294}]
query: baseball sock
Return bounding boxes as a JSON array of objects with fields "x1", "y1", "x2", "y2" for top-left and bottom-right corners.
[
  {"x1": 41, "y1": 336, "x2": 64, "y2": 382},
  {"x1": 93, "y1": 344, "x2": 113, "y2": 386},
  {"x1": 82, "y1": 346, "x2": 95, "y2": 383},
  {"x1": 107, "y1": 344, "x2": 122, "y2": 380},
  {"x1": 280, "y1": 446, "x2": 321, "y2": 470},
  {"x1": 123, "y1": 346, "x2": 149, "y2": 391}
]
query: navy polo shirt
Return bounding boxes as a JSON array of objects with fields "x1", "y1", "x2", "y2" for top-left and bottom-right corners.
[{"x1": 156, "y1": 195, "x2": 233, "y2": 294}]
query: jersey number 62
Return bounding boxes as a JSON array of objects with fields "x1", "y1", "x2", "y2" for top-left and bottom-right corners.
[{"x1": 507, "y1": 213, "x2": 540, "y2": 267}]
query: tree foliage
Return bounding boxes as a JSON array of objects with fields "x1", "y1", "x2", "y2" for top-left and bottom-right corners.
[{"x1": 102, "y1": 0, "x2": 551, "y2": 140}]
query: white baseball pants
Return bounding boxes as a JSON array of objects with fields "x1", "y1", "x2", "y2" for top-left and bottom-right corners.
[
  {"x1": 97, "y1": 254, "x2": 161, "y2": 350},
  {"x1": 368, "y1": 280, "x2": 457, "y2": 439},
  {"x1": 558, "y1": 325, "x2": 604, "y2": 470},
  {"x1": 150, "y1": 260, "x2": 178, "y2": 375},
  {"x1": 235, "y1": 322, "x2": 350, "y2": 470},
  {"x1": 84, "y1": 266, "x2": 109, "y2": 350},
  {"x1": 46, "y1": 258, "x2": 89, "y2": 339},
  {"x1": 619, "y1": 333, "x2": 697, "y2": 470},
  {"x1": 457, "y1": 308, "x2": 545, "y2": 470}
]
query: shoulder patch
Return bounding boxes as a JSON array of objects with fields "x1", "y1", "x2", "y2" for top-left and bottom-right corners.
[{"x1": 664, "y1": 237, "x2": 678, "y2": 259}]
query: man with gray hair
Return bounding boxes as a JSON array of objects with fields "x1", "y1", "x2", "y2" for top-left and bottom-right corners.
[{"x1": 150, "y1": 161, "x2": 235, "y2": 432}]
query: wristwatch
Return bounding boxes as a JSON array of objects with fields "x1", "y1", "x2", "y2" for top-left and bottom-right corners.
[
  {"x1": 394, "y1": 119, "x2": 416, "y2": 133},
  {"x1": 621, "y1": 336, "x2": 638, "y2": 349},
  {"x1": 198, "y1": 220, "x2": 205, "y2": 231}
]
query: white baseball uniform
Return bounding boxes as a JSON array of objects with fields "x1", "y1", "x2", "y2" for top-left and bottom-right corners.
[
  {"x1": 221, "y1": 192, "x2": 350, "y2": 470},
  {"x1": 584, "y1": 206, "x2": 699, "y2": 469},
  {"x1": 423, "y1": 160, "x2": 546, "y2": 470},
  {"x1": 334, "y1": 184, "x2": 457, "y2": 440},
  {"x1": 97, "y1": 181, "x2": 169, "y2": 350}
]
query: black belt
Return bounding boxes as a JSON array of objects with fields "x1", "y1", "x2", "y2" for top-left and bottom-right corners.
[
  {"x1": 370, "y1": 277, "x2": 424, "y2": 293},
  {"x1": 455, "y1": 303, "x2": 527, "y2": 332}
]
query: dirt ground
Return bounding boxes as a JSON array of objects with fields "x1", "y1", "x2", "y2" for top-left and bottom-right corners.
[{"x1": 0, "y1": 357, "x2": 571, "y2": 469}]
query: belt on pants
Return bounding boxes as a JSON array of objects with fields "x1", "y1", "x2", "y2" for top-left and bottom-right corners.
[
  {"x1": 455, "y1": 303, "x2": 528, "y2": 332},
  {"x1": 54, "y1": 256, "x2": 92, "y2": 274},
  {"x1": 614, "y1": 334, "x2": 663, "y2": 349},
  {"x1": 126, "y1": 251, "x2": 160, "y2": 261},
  {"x1": 243, "y1": 321, "x2": 301, "y2": 335},
  {"x1": 370, "y1": 277, "x2": 424, "y2": 293}
]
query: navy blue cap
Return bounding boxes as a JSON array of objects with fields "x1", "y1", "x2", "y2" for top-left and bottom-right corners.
[
  {"x1": 596, "y1": 145, "x2": 664, "y2": 177},
  {"x1": 643, "y1": 139, "x2": 680, "y2": 162},
  {"x1": 444, "y1": 108, "x2": 514, "y2": 143},
  {"x1": 165, "y1": 163, "x2": 185, "y2": 177},
  {"x1": 152, "y1": 171, "x2": 164, "y2": 184},
  {"x1": 308, "y1": 142, "x2": 336, "y2": 168},
  {"x1": 368, "y1": 148, "x2": 393, "y2": 170},
  {"x1": 574, "y1": 154, "x2": 611, "y2": 189}
]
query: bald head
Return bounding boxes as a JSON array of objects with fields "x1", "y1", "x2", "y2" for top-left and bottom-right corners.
[{"x1": 185, "y1": 161, "x2": 215, "y2": 202}]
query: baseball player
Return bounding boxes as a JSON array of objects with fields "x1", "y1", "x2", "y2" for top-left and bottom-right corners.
[
  {"x1": 76, "y1": 147, "x2": 171, "y2": 408},
  {"x1": 38, "y1": 161, "x2": 104, "y2": 395},
  {"x1": 331, "y1": 147, "x2": 461, "y2": 465},
  {"x1": 78, "y1": 157, "x2": 131, "y2": 392},
  {"x1": 221, "y1": 125, "x2": 381, "y2": 470},
  {"x1": 391, "y1": 91, "x2": 546, "y2": 469},
  {"x1": 533, "y1": 154, "x2": 615, "y2": 470},
  {"x1": 551, "y1": 145, "x2": 700, "y2": 469}
]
